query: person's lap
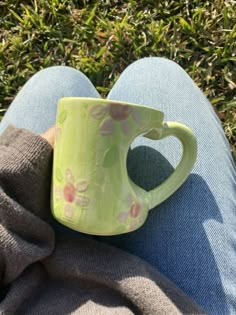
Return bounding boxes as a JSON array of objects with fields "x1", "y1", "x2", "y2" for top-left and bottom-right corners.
[
  {"x1": 0, "y1": 66, "x2": 101, "y2": 134},
  {"x1": 0, "y1": 58, "x2": 235, "y2": 315}
]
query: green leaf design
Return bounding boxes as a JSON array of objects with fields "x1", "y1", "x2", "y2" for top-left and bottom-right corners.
[
  {"x1": 103, "y1": 146, "x2": 118, "y2": 168},
  {"x1": 56, "y1": 167, "x2": 63, "y2": 182},
  {"x1": 58, "y1": 110, "x2": 68, "y2": 124}
]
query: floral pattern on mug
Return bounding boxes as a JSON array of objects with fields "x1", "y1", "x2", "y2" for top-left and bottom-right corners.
[
  {"x1": 64, "y1": 204, "x2": 74, "y2": 220},
  {"x1": 117, "y1": 194, "x2": 144, "y2": 230},
  {"x1": 89, "y1": 102, "x2": 141, "y2": 136},
  {"x1": 54, "y1": 168, "x2": 90, "y2": 220}
]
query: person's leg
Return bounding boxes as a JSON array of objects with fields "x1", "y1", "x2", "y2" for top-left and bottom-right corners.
[
  {"x1": 98, "y1": 58, "x2": 236, "y2": 314},
  {"x1": 0, "y1": 65, "x2": 101, "y2": 238},
  {"x1": 0, "y1": 66, "x2": 100, "y2": 134}
]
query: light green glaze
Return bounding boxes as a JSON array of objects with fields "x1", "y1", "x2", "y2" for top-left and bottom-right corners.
[{"x1": 51, "y1": 97, "x2": 197, "y2": 235}]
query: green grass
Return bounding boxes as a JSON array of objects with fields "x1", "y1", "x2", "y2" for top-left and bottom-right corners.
[{"x1": 0, "y1": 0, "x2": 235, "y2": 160}]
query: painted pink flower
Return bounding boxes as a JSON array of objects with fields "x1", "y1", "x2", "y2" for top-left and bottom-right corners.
[
  {"x1": 55, "y1": 168, "x2": 90, "y2": 210},
  {"x1": 90, "y1": 102, "x2": 141, "y2": 136},
  {"x1": 128, "y1": 194, "x2": 142, "y2": 218},
  {"x1": 130, "y1": 203, "x2": 142, "y2": 218},
  {"x1": 64, "y1": 183, "x2": 76, "y2": 202},
  {"x1": 117, "y1": 195, "x2": 143, "y2": 225},
  {"x1": 109, "y1": 103, "x2": 132, "y2": 121}
]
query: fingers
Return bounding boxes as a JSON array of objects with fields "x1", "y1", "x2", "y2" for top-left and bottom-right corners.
[{"x1": 41, "y1": 124, "x2": 56, "y2": 148}]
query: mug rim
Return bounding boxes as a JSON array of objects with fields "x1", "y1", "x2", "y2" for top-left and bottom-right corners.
[{"x1": 59, "y1": 97, "x2": 164, "y2": 117}]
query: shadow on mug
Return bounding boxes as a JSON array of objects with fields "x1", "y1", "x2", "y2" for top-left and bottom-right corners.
[{"x1": 97, "y1": 145, "x2": 228, "y2": 315}]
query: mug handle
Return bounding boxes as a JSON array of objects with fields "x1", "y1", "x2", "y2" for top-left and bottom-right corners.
[{"x1": 143, "y1": 121, "x2": 197, "y2": 209}]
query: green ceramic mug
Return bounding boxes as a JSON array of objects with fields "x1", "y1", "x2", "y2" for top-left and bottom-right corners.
[{"x1": 51, "y1": 97, "x2": 197, "y2": 235}]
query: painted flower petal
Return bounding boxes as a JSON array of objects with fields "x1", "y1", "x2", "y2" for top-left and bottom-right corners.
[
  {"x1": 117, "y1": 211, "x2": 129, "y2": 223},
  {"x1": 64, "y1": 204, "x2": 74, "y2": 219},
  {"x1": 65, "y1": 168, "x2": 74, "y2": 183},
  {"x1": 127, "y1": 194, "x2": 133, "y2": 205},
  {"x1": 64, "y1": 183, "x2": 76, "y2": 202},
  {"x1": 75, "y1": 195, "x2": 90, "y2": 207},
  {"x1": 130, "y1": 203, "x2": 142, "y2": 218},
  {"x1": 89, "y1": 105, "x2": 107, "y2": 119},
  {"x1": 76, "y1": 180, "x2": 89, "y2": 192},
  {"x1": 121, "y1": 120, "x2": 130, "y2": 135},
  {"x1": 109, "y1": 103, "x2": 132, "y2": 121},
  {"x1": 100, "y1": 118, "x2": 115, "y2": 136}
]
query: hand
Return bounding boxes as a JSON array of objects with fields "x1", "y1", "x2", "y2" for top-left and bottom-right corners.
[{"x1": 41, "y1": 124, "x2": 56, "y2": 148}]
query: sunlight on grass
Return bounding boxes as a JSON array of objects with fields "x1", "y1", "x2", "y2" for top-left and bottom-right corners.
[{"x1": 0, "y1": 0, "x2": 235, "y2": 158}]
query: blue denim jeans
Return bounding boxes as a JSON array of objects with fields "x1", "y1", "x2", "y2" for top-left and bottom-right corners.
[{"x1": 1, "y1": 58, "x2": 235, "y2": 315}]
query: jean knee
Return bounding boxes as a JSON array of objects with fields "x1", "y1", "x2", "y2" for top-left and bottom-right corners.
[
  {"x1": 26, "y1": 66, "x2": 99, "y2": 98},
  {"x1": 31, "y1": 66, "x2": 87, "y2": 85},
  {"x1": 123, "y1": 57, "x2": 187, "y2": 78}
]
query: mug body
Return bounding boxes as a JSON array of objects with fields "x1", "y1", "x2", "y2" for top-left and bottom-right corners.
[{"x1": 51, "y1": 97, "x2": 164, "y2": 235}]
